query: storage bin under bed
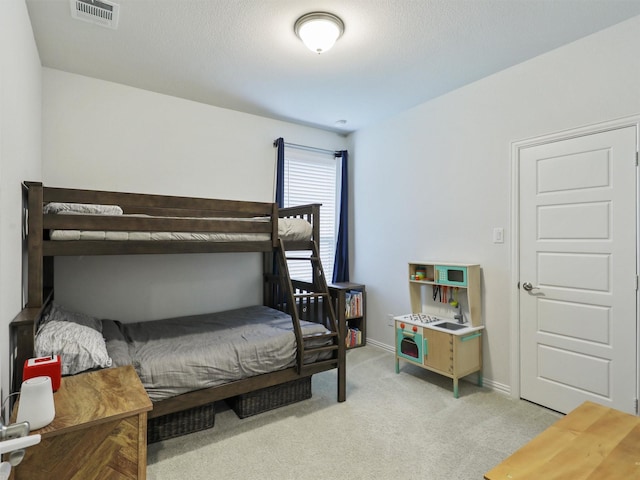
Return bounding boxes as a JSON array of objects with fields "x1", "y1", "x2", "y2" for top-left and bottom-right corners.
[
  {"x1": 227, "y1": 376, "x2": 312, "y2": 418},
  {"x1": 147, "y1": 402, "x2": 216, "y2": 443}
]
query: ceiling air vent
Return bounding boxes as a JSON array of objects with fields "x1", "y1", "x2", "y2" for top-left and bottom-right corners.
[{"x1": 70, "y1": 0, "x2": 120, "y2": 29}]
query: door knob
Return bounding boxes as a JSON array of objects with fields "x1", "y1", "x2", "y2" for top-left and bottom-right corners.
[{"x1": 522, "y1": 282, "x2": 539, "y2": 291}]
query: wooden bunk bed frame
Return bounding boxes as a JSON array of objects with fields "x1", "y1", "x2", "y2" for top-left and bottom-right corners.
[{"x1": 12, "y1": 181, "x2": 346, "y2": 423}]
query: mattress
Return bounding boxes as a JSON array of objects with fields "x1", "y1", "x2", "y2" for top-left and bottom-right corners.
[
  {"x1": 103, "y1": 305, "x2": 331, "y2": 402},
  {"x1": 48, "y1": 213, "x2": 312, "y2": 243}
]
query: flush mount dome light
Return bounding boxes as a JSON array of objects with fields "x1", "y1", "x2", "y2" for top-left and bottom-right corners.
[{"x1": 294, "y1": 12, "x2": 344, "y2": 54}]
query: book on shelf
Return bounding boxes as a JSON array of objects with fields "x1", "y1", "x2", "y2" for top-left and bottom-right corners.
[
  {"x1": 345, "y1": 290, "x2": 363, "y2": 319},
  {"x1": 346, "y1": 327, "x2": 362, "y2": 348}
]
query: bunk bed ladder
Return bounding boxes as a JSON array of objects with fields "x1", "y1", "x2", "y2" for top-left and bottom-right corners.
[{"x1": 275, "y1": 239, "x2": 343, "y2": 377}]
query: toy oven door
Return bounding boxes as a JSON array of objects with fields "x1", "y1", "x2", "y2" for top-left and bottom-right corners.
[{"x1": 396, "y1": 328, "x2": 423, "y2": 364}]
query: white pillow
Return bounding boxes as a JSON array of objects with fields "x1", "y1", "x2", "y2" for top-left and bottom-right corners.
[
  {"x1": 43, "y1": 202, "x2": 123, "y2": 216},
  {"x1": 35, "y1": 320, "x2": 113, "y2": 375}
]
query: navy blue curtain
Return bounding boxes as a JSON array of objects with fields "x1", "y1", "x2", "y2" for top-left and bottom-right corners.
[
  {"x1": 272, "y1": 138, "x2": 286, "y2": 286},
  {"x1": 274, "y1": 138, "x2": 285, "y2": 208},
  {"x1": 332, "y1": 150, "x2": 349, "y2": 283}
]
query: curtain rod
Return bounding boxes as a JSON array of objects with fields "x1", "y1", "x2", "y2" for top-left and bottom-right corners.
[{"x1": 281, "y1": 141, "x2": 339, "y2": 156}]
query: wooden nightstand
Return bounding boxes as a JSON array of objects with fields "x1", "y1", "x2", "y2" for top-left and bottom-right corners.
[{"x1": 11, "y1": 365, "x2": 152, "y2": 480}]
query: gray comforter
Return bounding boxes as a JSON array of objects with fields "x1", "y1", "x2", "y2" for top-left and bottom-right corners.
[{"x1": 103, "y1": 305, "x2": 331, "y2": 402}]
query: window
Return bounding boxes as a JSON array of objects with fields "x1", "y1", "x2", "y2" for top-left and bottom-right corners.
[{"x1": 282, "y1": 146, "x2": 340, "y2": 282}]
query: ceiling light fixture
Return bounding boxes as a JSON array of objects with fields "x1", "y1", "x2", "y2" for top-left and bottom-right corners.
[{"x1": 294, "y1": 12, "x2": 344, "y2": 54}]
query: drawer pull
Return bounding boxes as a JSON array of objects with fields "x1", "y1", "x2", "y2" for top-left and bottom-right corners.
[{"x1": 461, "y1": 332, "x2": 482, "y2": 342}]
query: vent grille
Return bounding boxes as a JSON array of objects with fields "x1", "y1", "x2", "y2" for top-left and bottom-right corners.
[{"x1": 70, "y1": 0, "x2": 120, "y2": 29}]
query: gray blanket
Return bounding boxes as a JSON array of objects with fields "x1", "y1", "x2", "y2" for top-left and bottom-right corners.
[{"x1": 103, "y1": 305, "x2": 331, "y2": 402}]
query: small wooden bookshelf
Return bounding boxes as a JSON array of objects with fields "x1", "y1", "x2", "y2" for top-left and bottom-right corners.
[{"x1": 328, "y1": 282, "x2": 366, "y2": 349}]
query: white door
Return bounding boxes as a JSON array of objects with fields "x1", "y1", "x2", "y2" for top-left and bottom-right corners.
[{"x1": 519, "y1": 125, "x2": 638, "y2": 415}]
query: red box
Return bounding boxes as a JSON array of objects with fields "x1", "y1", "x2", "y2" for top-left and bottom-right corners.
[{"x1": 23, "y1": 355, "x2": 62, "y2": 391}]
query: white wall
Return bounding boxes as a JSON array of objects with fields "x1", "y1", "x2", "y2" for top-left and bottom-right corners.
[
  {"x1": 351, "y1": 15, "x2": 640, "y2": 392},
  {"x1": 42, "y1": 69, "x2": 347, "y2": 321},
  {"x1": 0, "y1": 0, "x2": 42, "y2": 413}
]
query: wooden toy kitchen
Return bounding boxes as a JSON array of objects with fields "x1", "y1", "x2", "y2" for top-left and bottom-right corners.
[{"x1": 395, "y1": 262, "x2": 483, "y2": 398}]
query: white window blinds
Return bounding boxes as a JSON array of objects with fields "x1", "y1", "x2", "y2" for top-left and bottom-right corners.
[{"x1": 283, "y1": 147, "x2": 339, "y2": 282}]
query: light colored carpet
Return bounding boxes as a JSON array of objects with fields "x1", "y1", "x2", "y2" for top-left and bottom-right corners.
[{"x1": 147, "y1": 345, "x2": 561, "y2": 479}]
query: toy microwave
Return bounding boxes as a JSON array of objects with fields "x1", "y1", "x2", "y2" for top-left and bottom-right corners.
[
  {"x1": 435, "y1": 265, "x2": 467, "y2": 287},
  {"x1": 23, "y1": 355, "x2": 62, "y2": 391}
]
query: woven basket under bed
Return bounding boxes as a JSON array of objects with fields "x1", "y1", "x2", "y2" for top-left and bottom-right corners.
[
  {"x1": 147, "y1": 401, "x2": 216, "y2": 444},
  {"x1": 227, "y1": 376, "x2": 312, "y2": 419}
]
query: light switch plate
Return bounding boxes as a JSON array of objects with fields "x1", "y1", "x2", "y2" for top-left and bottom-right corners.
[{"x1": 493, "y1": 227, "x2": 504, "y2": 243}]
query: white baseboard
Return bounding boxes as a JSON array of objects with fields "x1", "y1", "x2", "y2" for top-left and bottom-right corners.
[
  {"x1": 361, "y1": 339, "x2": 511, "y2": 395},
  {"x1": 365, "y1": 338, "x2": 394, "y2": 353},
  {"x1": 481, "y1": 378, "x2": 510, "y2": 395}
]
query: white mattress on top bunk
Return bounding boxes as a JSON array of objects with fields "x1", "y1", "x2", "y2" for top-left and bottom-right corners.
[{"x1": 44, "y1": 202, "x2": 312, "y2": 242}]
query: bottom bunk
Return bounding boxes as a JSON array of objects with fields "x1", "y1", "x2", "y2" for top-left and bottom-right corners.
[
  {"x1": 92, "y1": 304, "x2": 333, "y2": 403},
  {"x1": 9, "y1": 296, "x2": 345, "y2": 443}
]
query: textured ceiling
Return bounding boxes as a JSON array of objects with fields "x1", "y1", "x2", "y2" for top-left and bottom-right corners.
[{"x1": 25, "y1": 0, "x2": 640, "y2": 133}]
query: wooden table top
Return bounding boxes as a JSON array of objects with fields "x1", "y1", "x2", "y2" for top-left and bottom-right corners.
[
  {"x1": 484, "y1": 401, "x2": 640, "y2": 479},
  {"x1": 14, "y1": 365, "x2": 152, "y2": 439}
]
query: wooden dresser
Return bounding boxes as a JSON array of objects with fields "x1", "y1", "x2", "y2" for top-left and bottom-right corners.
[{"x1": 11, "y1": 365, "x2": 152, "y2": 480}]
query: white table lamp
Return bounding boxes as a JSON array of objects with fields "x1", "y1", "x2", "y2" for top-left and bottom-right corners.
[{"x1": 16, "y1": 376, "x2": 55, "y2": 431}]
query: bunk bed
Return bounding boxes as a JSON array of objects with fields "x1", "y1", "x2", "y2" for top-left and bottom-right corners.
[{"x1": 11, "y1": 181, "x2": 346, "y2": 440}]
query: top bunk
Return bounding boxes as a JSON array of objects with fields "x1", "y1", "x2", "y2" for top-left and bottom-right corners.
[{"x1": 23, "y1": 181, "x2": 320, "y2": 257}]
